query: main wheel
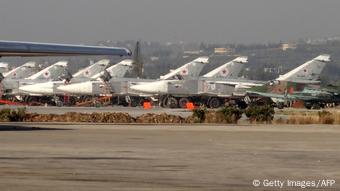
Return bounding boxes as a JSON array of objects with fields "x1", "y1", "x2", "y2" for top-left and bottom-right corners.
[
  {"x1": 166, "y1": 97, "x2": 179, "y2": 108},
  {"x1": 312, "y1": 103, "x2": 321, "y2": 110},
  {"x1": 178, "y1": 97, "x2": 190, "y2": 108},
  {"x1": 130, "y1": 98, "x2": 141, "y2": 107},
  {"x1": 236, "y1": 100, "x2": 248, "y2": 109},
  {"x1": 161, "y1": 96, "x2": 169, "y2": 108},
  {"x1": 277, "y1": 102, "x2": 284, "y2": 109},
  {"x1": 208, "y1": 97, "x2": 221, "y2": 108}
]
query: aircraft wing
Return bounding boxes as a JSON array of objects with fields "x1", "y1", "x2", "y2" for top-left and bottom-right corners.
[
  {"x1": 247, "y1": 90, "x2": 318, "y2": 101},
  {"x1": 210, "y1": 80, "x2": 265, "y2": 88},
  {"x1": 0, "y1": 41, "x2": 131, "y2": 57},
  {"x1": 286, "y1": 79, "x2": 321, "y2": 84},
  {"x1": 247, "y1": 91, "x2": 286, "y2": 99}
]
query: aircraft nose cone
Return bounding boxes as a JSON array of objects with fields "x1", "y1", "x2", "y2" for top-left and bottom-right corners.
[
  {"x1": 18, "y1": 85, "x2": 32, "y2": 93},
  {"x1": 130, "y1": 84, "x2": 148, "y2": 93},
  {"x1": 19, "y1": 83, "x2": 53, "y2": 94},
  {"x1": 130, "y1": 81, "x2": 167, "y2": 94},
  {"x1": 57, "y1": 82, "x2": 93, "y2": 95}
]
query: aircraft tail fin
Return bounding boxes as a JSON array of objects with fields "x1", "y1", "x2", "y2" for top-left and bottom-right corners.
[
  {"x1": 107, "y1": 59, "x2": 134, "y2": 78},
  {"x1": 73, "y1": 59, "x2": 110, "y2": 78},
  {"x1": 3, "y1": 61, "x2": 39, "y2": 79},
  {"x1": 92, "y1": 59, "x2": 134, "y2": 80},
  {"x1": 160, "y1": 56, "x2": 209, "y2": 80},
  {"x1": 26, "y1": 61, "x2": 68, "y2": 80},
  {"x1": 276, "y1": 54, "x2": 330, "y2": 82},
  {"x1": 203, "y1": 56, "x2": 247, "y2": 79}
]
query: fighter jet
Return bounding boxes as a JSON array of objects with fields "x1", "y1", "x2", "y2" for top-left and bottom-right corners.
[
  {"x1": 130, "y1": 56, "x2": 262, "y2": 108},
  {"x1": 185, "y1": 54, "x2": 329, "y2": 108},
  {"x1": 0, "y1": 61, "x2": 40, "y2": 96},
  {"x1": 198, "y1": 57, "x2": 264, "y2": 95},
  {"x1": 0, "y1": 40, "x2": 131, "y2": 57},
  {"x1": 18, "y1": 59, "x2": 111, "y2": 95},
  {"x1": 1, "y1": 62, "x2": 41, "y2": 93},
  {"x1": 246, "y1": 54, "x2": 331, "y2": 108},
  {"x1": 55, "y1": 57, "x2": 209, "y2": 106},
  {"x1": 128, "y1": 57, "x2": 210, "y2": 94},
  {"x1": 56, "y1": 59, "x2": 135, "y2": 95},
  {"x1": 57, "y1": 57, "x2": 209, "y2": 95},
  {"x1": 250, "y1": 86, "x2": 338, "y2": 109},
  {"x1": 1, "y1": 61, "x2": 68, "y2": 95}
]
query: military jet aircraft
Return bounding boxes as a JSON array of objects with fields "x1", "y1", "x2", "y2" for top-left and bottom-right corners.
[
  {"x1": 18, "y1": 59, "x2": 110, "y2": 95},
  {"x1": 246, "y1": 54, "x2": 331, "y2": 108},
  {"x1": 129, "y1": 56, "x2": 263, "y2": 108},
  {"x1": 55, "y1": 59, "x2": 135, "y2": 96},
  {"x1": 1, "y1": 61, "x2": 68, "y2": 95},
  {"x1": 55, "y1": 57, "x2": 209, "y2": 106}
]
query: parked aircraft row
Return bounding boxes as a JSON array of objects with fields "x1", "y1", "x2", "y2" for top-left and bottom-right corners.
[{"x1": 0, "y1": 54, "x2": 338, "y2": 109}]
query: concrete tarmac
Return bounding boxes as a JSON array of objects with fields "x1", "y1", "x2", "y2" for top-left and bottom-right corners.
[{"x1": 0, "y1": 124, "x2": 340, "y2": 190}]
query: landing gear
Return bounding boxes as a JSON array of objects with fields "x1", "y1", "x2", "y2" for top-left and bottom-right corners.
[
  {"x1": 236, "y1": 100, "x2": 248, "y2": 109},
  {"x1": 208, "y1": 97, "x2": 221, "y2": 108},
  {"x1": 166, "y1": 97, "x2": 178, "y2": 108},
  {"x1": 277, "y1": 102, "x2": 284, "y2": 109},
  {"x1": 160, "y1": 96, "x2": 168, "y2": 108},
  {"x1": 305, "y1": 101, "x2": 325, "y2": 110},
  {"x1": 160, "y1": 96, "x2": 178, "y2": 108},
  {"x1": 130, "y1": 97, "x2": 141, "y2": 107},
  {"x1": 178, "y1": 97, "x2": 190, "y2": 108}
]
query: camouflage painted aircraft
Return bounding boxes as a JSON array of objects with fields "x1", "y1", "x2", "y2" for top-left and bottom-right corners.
[{"x1": 246, "y1": 54, "x2": 331, "y2": 108}]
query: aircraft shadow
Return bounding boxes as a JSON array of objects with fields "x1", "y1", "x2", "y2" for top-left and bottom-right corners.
[{"x1": 0, "y1": 125, "x2": 72, "y2": 131}]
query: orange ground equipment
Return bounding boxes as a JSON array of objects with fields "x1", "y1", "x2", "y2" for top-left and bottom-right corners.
[
  {"x1": 143, "y1": 101, "x2": 152, "y2": 110},
  {"x1": 186, "y1": 102, "x2": 195, "y2": 110}
]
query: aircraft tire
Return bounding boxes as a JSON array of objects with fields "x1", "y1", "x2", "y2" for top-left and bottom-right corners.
[
  {"x1": 208, "y1": 97, "x2": 221, "y2": 108},
  {"x1": 277, "y1": 103, "x2": 284, "y2": 109},
  {"x1": 236, "y1": 100, "x2": 248, "y2": 109},
  {"x1": 166, "y1": 97, "x2": 179, "y2": 108},
  {"x1": 161, "y1": 96, "x2": 169, "y2": 108},
  {"x1": 178, "y1": 97, "x2": 190, "y2": 108},
  {"x1": 312, "y1": 103, "x2": 321, "y2": 110}
]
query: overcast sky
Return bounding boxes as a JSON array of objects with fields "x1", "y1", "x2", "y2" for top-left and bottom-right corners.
[{"x1": 0, "y1": 0, "x2": 339, "y2": 44}]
